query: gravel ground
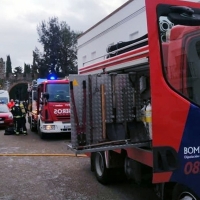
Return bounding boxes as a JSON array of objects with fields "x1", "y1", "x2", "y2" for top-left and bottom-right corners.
[{"x1": 0, "y1": 122, "x2": 159, "y2": 200}]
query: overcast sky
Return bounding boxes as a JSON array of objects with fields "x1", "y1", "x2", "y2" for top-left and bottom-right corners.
[{"x1": 0, "y1": 0, "x2": 127, "y2": 69}]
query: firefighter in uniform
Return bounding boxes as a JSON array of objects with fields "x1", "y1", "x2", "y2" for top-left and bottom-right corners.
[
  {"x1": 20, "y1": 101, "x2": 27, "y2": 135},
  {"x1": 11, "y1": 100, "x2": 27, "y2": 135}
]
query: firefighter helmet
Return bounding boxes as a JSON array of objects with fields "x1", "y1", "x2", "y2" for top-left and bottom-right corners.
[{"x1": 15, "y1": 99, "x2": 19, "y2": 104}]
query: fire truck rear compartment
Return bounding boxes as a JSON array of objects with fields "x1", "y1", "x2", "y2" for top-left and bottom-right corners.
[{"x1": 69, "y1": 64, "x2": 151, "y2": 151}]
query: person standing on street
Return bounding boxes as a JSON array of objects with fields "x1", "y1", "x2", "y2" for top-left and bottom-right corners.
[
  {"x1": 22, "y1": 100, "x2": 28, "y2": 115},
  {"x1": 20, "y1": 101, "x2": 27, "y2": 135},
  {"x1": 11, "y1": 100, "x2": 27, "y2": 135},
  {"x1": 7, "y1": 99, "x2": 15, "y2": 110}
]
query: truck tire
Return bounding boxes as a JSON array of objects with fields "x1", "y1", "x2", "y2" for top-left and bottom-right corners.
[
  {"x1": 94, "y1": 151, "x2": 110, "y2": 185},
  {"x1": 172, "y1": 184, "x2": 199, "y2": 200},
  {"x1": 39, "y1": 130, "x2": 45, "y2": 139},
  {"x1": 38, "y1": 122, "x2": 45, "y2": 139}
]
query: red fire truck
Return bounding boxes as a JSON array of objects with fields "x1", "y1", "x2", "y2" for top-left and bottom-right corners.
[
  {"x1": 69, "y1": 0, "x2": 200, "y2": 199},
  {"x1": 28, "y1": 78, "x2": 71, "y2": 139}
]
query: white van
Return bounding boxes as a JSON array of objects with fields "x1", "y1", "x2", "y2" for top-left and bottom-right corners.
[{"x1": 0, "y1": 90, "x2": 10, "y2": 104}]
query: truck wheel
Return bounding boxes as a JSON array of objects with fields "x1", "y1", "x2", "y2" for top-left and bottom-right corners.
[
  {"x1": 39, "y1": 130, "x2": 45, "y2": 139},
  {"x1": 38, "y1": 122, "x2": 45, "y2": 139},
  {"x1": 94, "y1": 152, "x2": 110, "y2": 185},
  {"x1": 172, "y1": 184, "x2": 198, "y2": 200}
]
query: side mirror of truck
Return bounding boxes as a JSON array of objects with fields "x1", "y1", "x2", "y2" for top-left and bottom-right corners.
[{"x1": 43, "y1": 92, "x2": 49, "y2": 100}]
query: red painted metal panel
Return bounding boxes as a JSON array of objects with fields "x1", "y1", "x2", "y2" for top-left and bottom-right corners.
[
  {"x1": 126, "y1": 147, "x2": 153, "y2": 167},
  {"x1": 153, "y1": 172, "x2": 172, "y2": 183},
  {"x1": 79, "y1": 46, "x2": 149, "y2": 74},
  {"x1": 145, "y1": 0, "x2": 191, "y2": 183}
]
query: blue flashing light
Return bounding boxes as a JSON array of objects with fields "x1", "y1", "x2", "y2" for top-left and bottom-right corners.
[
  {"x1": 49, "y1": 76, "x2": 56, "y2": 80},
  {"x1": 47, "y1": 73, "x2": 57, "y2": 80}
]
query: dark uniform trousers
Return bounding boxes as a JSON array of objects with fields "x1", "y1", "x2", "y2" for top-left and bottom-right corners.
[
  {"x1": 12, "y1": 105, "x2": 27, "y2": 135},
  {"x1": 14, "y1": 117, "x2": 21, "y2": 134},
  {"x1": 20, "y1": 103, "x2": 27, "y2": 135},
  {"x1": 20, "y1": 116, "x2": 27, "y2": 134}
]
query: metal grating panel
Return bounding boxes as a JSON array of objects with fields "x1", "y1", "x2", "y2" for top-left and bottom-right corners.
[
  {"x1": 69, "y1": 75, "x2": 89, "y2": 147},
  {"x1": 115, "y1": 74, "x2": 135, "y2": 122},
  {"x1": 69, "y1": 74, "x2": 135, "y2": 148},
  {"x1": 90, "y1": 74, "x2": 112, "y2": 143}
]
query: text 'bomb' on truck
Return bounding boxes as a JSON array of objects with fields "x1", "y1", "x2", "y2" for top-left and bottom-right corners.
[
  {"x1": 69, "y1": 0, "x2": 200, "y2": 199},
  {"x1": 28, "y1": 78, "x2": 71, "y2": 139}
]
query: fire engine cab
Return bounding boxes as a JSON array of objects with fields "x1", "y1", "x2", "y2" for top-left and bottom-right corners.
[{"x1": 28, "y1": 78, "x2": 71, "y2": 139}]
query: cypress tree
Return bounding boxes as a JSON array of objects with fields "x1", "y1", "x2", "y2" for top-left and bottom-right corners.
[{"x1": 6, "y1": 55, "x2": 12, "y2": 78}]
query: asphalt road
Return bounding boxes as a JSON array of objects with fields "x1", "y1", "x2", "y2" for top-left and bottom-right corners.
[{"x1": 0, "y1": 121, "x2": 159, "y2": 200}]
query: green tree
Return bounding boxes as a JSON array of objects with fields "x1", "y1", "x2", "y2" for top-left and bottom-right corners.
[
  {"x1": 34, "y1": 17, "x2": 81, "y2": 78},
  {"x1": 23, "y1": 63, "x2": 26, "y2": 77},
  {"x1": 26, "y1": 64, "x2": 31, "y2": 74},
  {"x1": 23, "y1": 63, "x2": 31, "y2": 77},
  {"x1": 59, "y1": 22, "x2": 79, "y2": 75},
  {"x1": 13, "y1": 66, "x2": 22, "y2": 77},
  {"x1": 32, "y1": 48, "x2": 46, "y2": 78},
  {"x1": 6, "y1": 55, "x2": 12, "y2": 78}
]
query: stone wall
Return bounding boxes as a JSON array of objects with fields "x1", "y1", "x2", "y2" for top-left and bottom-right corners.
[
  {"x1": 7, "y1": 73, "x2": 32, "y2": 81},
  {"x1": 1, "y1": 73, "x2": 33, "y2": 91},
  {"x1": 0, "y1": 58, "x2": 5, "y2": 79}
]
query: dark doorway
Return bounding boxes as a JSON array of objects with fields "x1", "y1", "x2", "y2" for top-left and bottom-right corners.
[{"x1": 10, "y1": 83, "x2": 28, "y2": 101}]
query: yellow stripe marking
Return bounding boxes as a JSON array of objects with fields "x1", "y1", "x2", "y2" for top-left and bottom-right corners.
[{"x1": 0, "y1": 154, "x2": 87, "y2": 157}]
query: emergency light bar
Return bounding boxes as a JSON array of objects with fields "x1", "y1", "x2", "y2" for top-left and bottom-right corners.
[{"x1": 47, "y1": 73, "x2": 57, "y2": 80}]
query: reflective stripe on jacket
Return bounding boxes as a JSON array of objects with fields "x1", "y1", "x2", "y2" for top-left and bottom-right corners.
[
  {"x1": 13, "y1": 116, "x2": 21, "y2": 118},
  {"x1": 20, "y1": 104, "x2": 26, "y2": 113}
]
